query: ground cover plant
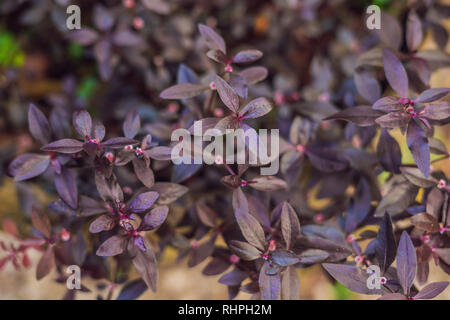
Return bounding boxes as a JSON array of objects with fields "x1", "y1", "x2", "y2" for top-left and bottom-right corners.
[{"x1": 0, "y1": 0, "x2": 449, "y2": 300}]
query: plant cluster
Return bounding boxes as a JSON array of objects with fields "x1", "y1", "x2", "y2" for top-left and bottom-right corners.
[{"x1": 1, "y1": 1, "x2": 450, "y2": 300}]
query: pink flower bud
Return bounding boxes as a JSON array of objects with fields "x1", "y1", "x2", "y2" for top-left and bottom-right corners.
[
  {"x1": 229, "y1": 254, "x2": 240, "y2": 264},
  {"x1": 295, "y1": 144, "x2": 306, "y2": 154},
  {"x1": 440, "y1": 227, "x2": 449, "y2": 234},
  {"x1": 437, "y1": 179, "x2": 447, "y2": 189},
  {"x1": 133, "y1": 17, "x2": 144, "y2": 30},
  {"x1": 209, "y1": 81, "x2": 216, "y2": 90},
  {"x1": 398, "y1": 97, "x2": 410, "y2": 105},
  {"x1": 405, "y1": 106, "x2": 414, "y2": 114},
  {"x1": 314, "y1": 213, "x2": 324, "y2": 224},
  {"x1": 268, "y1": 240, "x2": 276, "y2": 252},
  {"x1": 346, "y1": 234, "x2": 355, "y2": 243},
  {"x1": 262, "y1": 253, "x2": 269, "y2": 260},
  {"x1": 191, "y1": 240, "x2": 199, "y2": 248},
  {"x1": 60, "y1": 229, "x2": 71, "y2": 242},
  {"x1": 380, "y1": 277, "x2": 387, "y2": 284},
  {"x1": 224, "y1": 64, "x2": 233, "y2": 72},
  {"x1": 167, "y1": 102, "x2": 179, "y2": 114},
  {"x1": 319, "y1": 92, "x2": 330, "y2": 102},
  {"x1": 123, "y1": 186, "x2": 132, "y2": 195},
  {"x1": 123, "y1": 0, "x2": 135, "y2": 8},
  {"x1": 105, "y1": 152, "x2": 114, "y2": 163},
  {"x1": 355, "y1": 255, "x2": 363, "y2": 263},
  {"x1": 135, "y1": 147, "x2": 143, "y2": 156},
  {"x1": 240, "y1": 180, "x2": 248, "y2": 187},
  {"x1": 274, "y1": 92, "x2": 285, "y2": 105},
  {"x1": 124, "y1": 145, "x2": 134, "y2": 151},
  {"x1": 213, "y1": 108, "x2": 224, "y2": 117}
]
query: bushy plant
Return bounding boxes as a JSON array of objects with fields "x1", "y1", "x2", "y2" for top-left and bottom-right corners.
[{"x1": 1, "y1": 0, "x2": 450, "y2": 300}]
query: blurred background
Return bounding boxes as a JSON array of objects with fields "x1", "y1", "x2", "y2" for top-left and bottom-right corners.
[{"x1": 1, "y1": 0, "x2": 450, "y2": 299}]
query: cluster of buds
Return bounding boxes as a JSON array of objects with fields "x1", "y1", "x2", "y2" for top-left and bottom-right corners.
[{"x1": 405, "y1": 106, "x2": 417, "y2": 117}]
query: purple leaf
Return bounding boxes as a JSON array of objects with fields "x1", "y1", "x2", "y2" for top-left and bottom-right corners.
[
  {"x1": 414, "y1": 282, "x2": 449, "y2": 300},
  {"x1": 96, "y1": 235, "x2": 126, "y2": 256},
  {"x1": 239, "y1": 66, "x2": 268, "y2": 85},
  {"x1": 345, "y1": 178, "x2": 371, "y2": 233},
  {"x1": 13, "y1": 154, "x2": 50, "y2": 181},
  {"x1": 128, "y1": 191, "x2": 159, "y2": 213},
  {"x1": 400, "y1": 167, "x2": 436, "y2": 188},
  {"x1": 54, "y1": 167, "x2": 78, "y2": 209},
  {"x1": 73, "y1": 110, "x2": 92, "y2": 138},
  {"x1": 198, "y1": 24, "x2": 226, "y2": 54},
  {"x1": 375, "y1": 112, "x2": 411, "y2": 128},
  {"x1": 93, "y1": 4, "x2": 115, "y2": 31},
  {"x1": 214, "y1": 75, "x2": 240, "y2": 113},
  {"x1": 421, "y1": 102, "x2": 450, "y2": 120},
  {"x1": 112, "y1": 30, "x2": 142, "y2": 47},
  {"x1": 229, "y1": 240, "x2": 262, "y2": 261},
  {"x1": 383, "y1": 49, "x2": 409, "y2": 98},
  {"x1": 132, "y1": 158, "x2": 155, "y2": 189},
  {"x1": 229, "y1": 73, "x2": 248, "y2": 99},
  {"x1": 206, "y1": 49, "x2": 228, "y2": 64},
  {"x1": 102, "y1": 137, "x2": 138, "y2": 149},
  {"x1": 406, "y1": 10, "x2": 423, "y2": 52},
  {"x1": 148, "y1": 182, "x2": 188, "y2": 205},
  {"x1": 142, "y1": 0, "x2": 170, "y2": 15},
  {"x1": 219, "y1": 268, "x2": 247, "y2": 286},
  {"x1": 324, "y1": 106, "x2": 384, "y2": 126},
  {"x1": 396, "y1": 231, "x2": 417, "y2": 295},
  {"x1": 144, "y1": 146, "x2": 172, "y2": 161},
  {"x1": 280, "y1": 202, "x2": 301, "y2": 250},
  {"x1": 306, "y1": 148, "x2": 349, "y2": 173},
  {"x1": 36, "y1": 246, "x2": 55, "y2": 280},
  {"x1": 28, "y1": 104, "x2": 51, "y2": 145},
  {"x1": 66, "y1": 28, "x2": 99, "y2": 45},
  {"x1": 259, "y1": 262, "x2": 281, "y2": 300},
  {"x1": 139, "y1": 206, "x2": 169, "y2": 231},
  {"x1": 377, "y1": 129, "x2": 402, "y2": 173},
  {"x1": 281, "y1": 266, "x2": 300, "y2": 300},
  {"x1": 354, "y1": 71, "x2": 381, "y2": 104},
  {"x1": 232, "y1": 188, "x2": 266, "y2": 251},
  {"x1": 372, "y1": 96, "x2": 403, "y2": 112},
  {"x1": 123, "y1": 110, "x2": 140, "y2": 139},
  {"x1": 160, "y1": 83, "x2": 209, "y2": 99},
  {"x1": 322, "y1": 263, "x2": 383, "y2": 295},
  {"x1": 31, "y1": 206, "x2": 51, "y2": 239},
  {"x1": 415, "y1": 88, "x2": 450, "y2": 103},
  {"x1": 89, "y1": 214, "x2": 116, "y2": 233},
  {"x1": 131, "y1": 242, "x2": 158, "y2": 292},
  {"x1": 410, "y1": 213, "x2": 440, "y2": 233},
  {"x1": 117, "y1": 279, "x2": 147, "y2": 300},
  {"x1": 271, "y1": 250, "x2": 299, "y2": 266},
  {"x1": 375, "y1": 213, "x2": 397, "y2": 273},
  {"x1": 406, "y1": 120, "x2": 430, "y2": 178},
  {"x1": 195, "y1": 202, "x2": 216, "y2": 228},
  {"x1": 233, "y1": 49, "x2": 263, "y2": 63},
  {"x1": 238, "y1": 97, "x2": 272, "y2": 119},
  {"x1": 379, "y1": 12, "x2": 402, "y2": 50},
  {"x1": 41, "y1": 139, "x2": 84, "y2": 154}
]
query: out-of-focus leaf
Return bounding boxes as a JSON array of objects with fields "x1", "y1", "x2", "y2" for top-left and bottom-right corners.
[{"x1": 383, "y1": 49, "x2": 408, "y2": 98}]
